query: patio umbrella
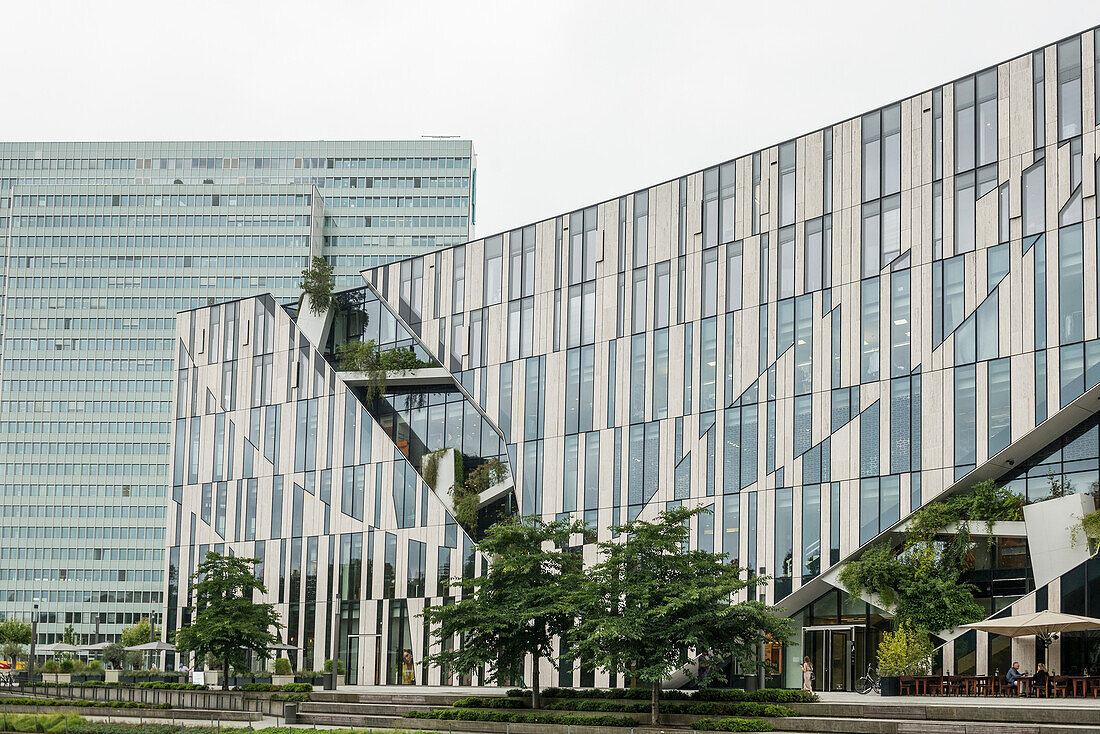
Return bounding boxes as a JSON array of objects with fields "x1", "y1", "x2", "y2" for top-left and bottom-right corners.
[
  {"x1": 81, "y1": 642, "x2": 114, "y2": 650},
  {"x1": 123, "y1": 641, "x2": 176, "y2": 652},
  {"x1": 37, "y1": 642, "x2": 83, "y2": 654},
  {"x1": 266, "y1": 642, "x2": 299, "y2": 652},
  {"x1": 961, "y1": 610, "x2": 1100, "y2": 647}
]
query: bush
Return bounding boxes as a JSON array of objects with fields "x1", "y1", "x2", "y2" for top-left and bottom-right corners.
[
  {"x1": 87, "y1": 661, "x2": 103, "y2": 672},
  {"x1": 505, "y1": 688, "x2": 529, "y2": 697},
  {"x1": 451, "y1": 697, "x2": 528, "y2": 709},
  {"x1": 239, "y1": 683, "x2": 280, "y2": 692},
  {"x1": 662, "y1": 702, "x2": 796, "y2": 717},
  {"x1": 322, "y1": 659, "x2": 345, "y2": 675},
  {"x1": 877, "y1": 624, "x2": 933, "y2": 677},
  {"x1": 404, "y1": 709, "x2": 640, "y2": 727},
  {"x1": 273, "y1": 658, "x2": 292, "y2": 676},
  {"x1": 270, "y1": 693, "x2": 310, "y2": 702},
  {"x1": 59, "y1": 660, "x2": 74, "y2": 674},
  {"x1": 539, "y1": 688, "x2": 816, "y2": 705},
  {"x1": 0, "y1": 697, "x2": 169, "y2": 710},
  {"x1": 544, "y1": 700, "x2": 649, "y2": 713},
  {"x1": 281, "y1": 683, "x2": 313, "y2": 692},
  {"x1": 694, "y1": 718, "x2": 773, "y2": 732}
]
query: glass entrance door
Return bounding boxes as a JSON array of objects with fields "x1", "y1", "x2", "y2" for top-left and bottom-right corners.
[{"x1": 802, "y1": 625, "x2": 858, "y2": 691}]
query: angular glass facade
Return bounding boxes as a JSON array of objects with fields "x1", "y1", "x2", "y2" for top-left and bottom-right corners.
[
  {"x1": 170, "y1": 28, "x2": 1100, "y2": 688},
  {"x1": 0, "y1": 141, "x2": 474, "y2": 641}
]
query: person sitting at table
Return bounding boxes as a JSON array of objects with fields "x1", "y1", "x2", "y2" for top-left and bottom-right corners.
[
  {"x1": 1030, "y1": 663, "x2": 1048, "y2": 696},
  {"x1": 1006, "y1": 661, "x2": 1024, "y2": 696}
]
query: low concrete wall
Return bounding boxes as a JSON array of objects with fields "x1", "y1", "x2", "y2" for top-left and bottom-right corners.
[
  {"x1": 10, "y1": 684, "x2": 286, "y2": 717},
  {"x1": 0, "y1": 704, "x2": 256, "y2": 722}
]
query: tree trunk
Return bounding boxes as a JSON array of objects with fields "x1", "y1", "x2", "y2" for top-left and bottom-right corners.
[
  {"x1": 650, "y1": 680, "x2": 660, "y2": 725},
  {"x1": 531, "y1": 654, "x2": 541, "y2": 710},
  {"x1": 223, "y1": 658, "x2": 230, "y2": 692}
]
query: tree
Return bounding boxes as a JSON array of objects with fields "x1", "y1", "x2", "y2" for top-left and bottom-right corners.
[
  {"x1": 570, "y1": 506, "x2": 791, "y2": 724},
  {"x1": 63, "y1": 624, "x2": 76, "y2": 646},
  {"x1": 102, "y1": 643, "x2": 125, "y2": 670},
  {"x1": 877, "y1": 624, "x2": 933, "y2": 676},
  {"x1": 0, "y1": 620, "x2": 32, "y2": 646},
  {"x1": 423, "y1": 516, "x2": 586, "y2": 710},
  {"x1": 298, "y1": 256, "x2": 335, "y2": 316},
  {"x1": 173, "y1": 552, "x2": 281, "y2": 690},
  {"x1": 336, "y1": 339, "x2": 429, "y2": 399},
  {"x1": 121, "y1": 618, "x2": 152, "y2": 648},
  {"x1": 2, "y1": 642, "x2": 24, "y2": 666}
]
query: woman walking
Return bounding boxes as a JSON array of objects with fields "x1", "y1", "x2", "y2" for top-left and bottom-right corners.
[{"x1": 801, "y1": 656, "x2": 814, "y2": 691}]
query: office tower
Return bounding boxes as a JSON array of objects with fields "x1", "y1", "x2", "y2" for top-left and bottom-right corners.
[{"x1": 0, "y1": 140, "x2": 474, "y2": 641}]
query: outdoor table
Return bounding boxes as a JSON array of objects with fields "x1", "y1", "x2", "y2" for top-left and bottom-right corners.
[
  {"x1": 1067, "y1": 676, "x2": 1090, "y2": 697},
  {"x1": 963, "y1": 675, "x2": 988, "y2": 696},
  {"x1": 915, "y1": 675, "x2": 940, "y2": 695},
  {"x1": 1015, "y1": 675, "x2": 1031, "y2": 697},
  {"x1": 1050, "y1": 676, "x2": 1070, "y2": 697}
]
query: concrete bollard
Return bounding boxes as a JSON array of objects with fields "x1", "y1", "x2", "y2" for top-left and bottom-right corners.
[{"x1": 284, "y1": 702, "x2": 299, "y2": 724}]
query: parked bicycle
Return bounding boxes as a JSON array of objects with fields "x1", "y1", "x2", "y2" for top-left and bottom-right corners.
[{"x1": 856, "y1": 664, "x2": 881, "y2": 694}]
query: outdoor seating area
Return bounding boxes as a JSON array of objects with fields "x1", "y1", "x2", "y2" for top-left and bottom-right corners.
[{"x1": 899, "y1": 674, "x2": 1100, "y2": 698}]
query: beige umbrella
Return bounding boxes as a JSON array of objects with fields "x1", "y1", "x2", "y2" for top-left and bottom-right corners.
[{"x1": 962, "y1": 610, "x2": 1100, "y2": 646}]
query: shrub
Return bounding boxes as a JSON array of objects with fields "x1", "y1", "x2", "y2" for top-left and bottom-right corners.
[
  {"x1": 662, "y1": 702, "x2": 796, "y2": 717},
  {"x1": 322, "y1": 659, "x2": 345, "y2": 675},
  {"x1": 59, "y1": 659, "x2": 74, "y2": 674},
  {"x1": 87, "y1": 661, "x2": 103, "y2": 672},
  {"x1": 0, "y1": 697, "x2": 169, "y2": 710},
  {"x1": 281, "y1": 683, "x2": 313, "y2": 692},
  {"x1": 273, "y1": 658, "x2": 292, "y2": 676},
  {"x1": 505, "y1": 688, "x2": 529, "y2": 697},
  {"x1": 451, "y1": 697, "x2": 528, "y2": 709},
  {"x1": 693, "y1": 718, "x2": 773, "y2": 732},
  {"x1": 877, "y1": 624, "x2": 934, "y2": 676},
  {"x1": 239, "y1": 683, "x2": 280, "y2": 692},
  {"x1": 404, "y1": 709, "x2": 640, "y2": 727},
  {"x1": 543, "y1": 700, "x2": 649, "y2": 713}
]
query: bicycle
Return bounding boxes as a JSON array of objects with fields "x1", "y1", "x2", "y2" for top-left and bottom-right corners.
[{"x1": 856, "y1": 664, "x2": 880, "y2": 694}]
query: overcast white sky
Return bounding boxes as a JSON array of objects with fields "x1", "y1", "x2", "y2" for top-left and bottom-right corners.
[{"x1": 1, "y1": 1, "x2": 1097, "y2": 236}]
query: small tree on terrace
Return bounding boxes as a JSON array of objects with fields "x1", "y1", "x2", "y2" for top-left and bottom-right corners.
[
  {"x1": 299, "y1": 256, "x2": 336, "y2": 316},
  {"x1": 570, "y1": 506, "x2": 792, "y2": 725},
  {"x1": 422, "y1": 516, "x2": 586, "y2": 709},
  {"x1": 173, "y1": 552, "x2": 281, "y2": 690}
]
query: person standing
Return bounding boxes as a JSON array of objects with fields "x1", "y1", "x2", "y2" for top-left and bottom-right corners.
[
  {"x1": 401, "y1": 649, "x2": 416, "y2": 685},
  {"x1": 801, "y1": 656, "x2": 814, "y2": 691}
]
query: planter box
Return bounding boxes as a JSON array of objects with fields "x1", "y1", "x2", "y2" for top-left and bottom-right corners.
[
  {"x1": 104, "y1": 670, "x2": 120, "y2": 683},
  {"x1": 42, "y1": 673, "x2": 72, "y2": 684},
  {"x1": 294, "y1": 675, "x2": 319, "y2": 684},
  {"x1": 880, "y1": 675, "x2": 900, "y2": 696},
  {"x1": 272, "y1": 675, "x2": 295, "y2": 687}
]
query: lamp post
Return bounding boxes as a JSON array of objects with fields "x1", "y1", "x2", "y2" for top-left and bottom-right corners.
[
  {"x1": 28, "y1": 604, "x2": 38, "y2": 679},
  {"x1": 327, "y1": 593, "x2": 341, "y2": 690}
]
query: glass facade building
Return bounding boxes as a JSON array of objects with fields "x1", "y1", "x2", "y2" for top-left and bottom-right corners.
[
  {"x1": 0, "y1": 141, "x2": 474, "y2": 642},
  {"x1": 169, "y1": 27, "x2": 1100, "y2": 688}
]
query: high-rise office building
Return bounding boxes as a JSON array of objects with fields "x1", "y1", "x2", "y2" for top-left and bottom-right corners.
[
  {"x1": 0, "y1": 140, "x2": 475, "y2": 641},
  {"x1": 171, "y1": 26, "x2": 1100, "y2": 689}
]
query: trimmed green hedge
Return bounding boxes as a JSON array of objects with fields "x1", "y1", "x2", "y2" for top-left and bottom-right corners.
[
  {"x1": 543, "y1": 700, "x2": 649, "y2": 713},
  {"x1": 662, "y1": 702, "x2": 796, "y2": 717},
  {"x1": 694, "y1": 719, "x2": 772, "y2": 732},
  {"x1": 450, "y1": 697, "x2": 528, "y2": 709},
  {"x1": 0, "y1": 698, "x2": 170, "y2": 710},
  {"x1": 541, "y1": 700, "x2": 794, "y2": 717},
  {"x1": 538, "y1": 688, "x2": 817, "y2": 705},
  {"x1": 404, "y1": 709, "x2": 639, "y2": 727},
  {"x1": 31, "y1": 681, "x2": 208, "y2": 691},
  {"x1": 280, "y1": 683, "x2": 313, "y2": 693}
]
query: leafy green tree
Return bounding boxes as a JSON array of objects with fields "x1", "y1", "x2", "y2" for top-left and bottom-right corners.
[
  {"x1": 0, "y1": 619, "x2": 32, "y2": 646},
  {"x1": 120, "y1": 618, "x2": 151, "y2": 648},
  {"x1": 173, "y1": 552, "x2": 281, "y2": 690},
  {"x1": 423, "y1": 516, "x2": 586, "y2": 709},
  {"x1": 2, "y1": 642, "x2": 24, "y2": 666},
  {"x1": 299, "y1": 256, "x2": 336, "y2": 316},
  {"x1": 63, "y1": 624, "x2": 76, "y2": 646},
  {"x1": 876, "y1": 624, "x2": 933, "y2": 676},
  {"x1": 570, "y1": 506, "x2": 791, "y2": 724},
  {"x1": 102, "y1": 643, "x2": 125, "y2": 670}
]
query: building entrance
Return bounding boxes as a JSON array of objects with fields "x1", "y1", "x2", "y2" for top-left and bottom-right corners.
[{"x1": 801, "y1": 625, "x2": 867, "y2": 692}]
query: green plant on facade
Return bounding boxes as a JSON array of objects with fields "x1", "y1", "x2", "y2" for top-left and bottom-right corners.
[
  {"x1": 421, "y1": 447, "x2": 462, "y2": 491},
  {"x1": 450, "y1": 457, "x2": 506, "y2": 532},
  {"x1": 1070, "y1": 509, "x2": 1100, "y2": 556},
  {"x1": 876, "y1": 624, "x2": 933, "y2": 676},
  {"x1": 336, "y1": 339, "x2": 429, "y2": 399},
  {"x1": 839, "y1": 480, "x2": 1020, "y2": 632},
  {"x1": 298, "y1": 256, "x2": 335, "y2": 316}
]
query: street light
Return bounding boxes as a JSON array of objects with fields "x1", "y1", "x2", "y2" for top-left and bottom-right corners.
[{"x1": 28, "y1": 604, "x2": 38, "y2": 679}]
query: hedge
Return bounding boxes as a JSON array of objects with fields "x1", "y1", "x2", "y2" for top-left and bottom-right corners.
[
  {"x1": 542, "y1": 700, "x2": 794, "y2": 717},
  {"x1": 450, "y1": 697, "x2": 528, "y2": 709},
  {"x1": 538, "y1": 688, "x2": 817, "y2": 705},
  {"x1": 543, "y1": 701, "x2": 649, "y2": 713},
  {"x1": 404, "y1": 709, "x2": 639, "y2": 727},
  {"x1": 0, "y1": 698, "x2": 170, "y2": 711},
  {"x1": 30, "y1": 681, "x2": 208, "y2": 691},
  {"x1": 693, "y1": 718, "x2": 773, "y2": 732}
]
